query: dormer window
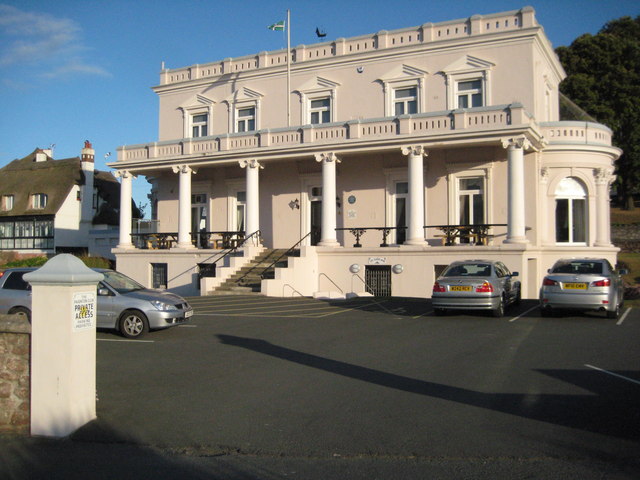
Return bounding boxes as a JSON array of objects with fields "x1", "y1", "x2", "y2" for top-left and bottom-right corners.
[
  {"x1": 1, "y1": 195, "x2": 13, "y2": 211},
  {"x1": 31, "y1": 193, "x2": 47, "y2": 209}
]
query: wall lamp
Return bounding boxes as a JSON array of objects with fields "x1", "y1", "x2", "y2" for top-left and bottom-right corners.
[{"x1": 289, "y1": 198, "x2": 300, "y2": 210}]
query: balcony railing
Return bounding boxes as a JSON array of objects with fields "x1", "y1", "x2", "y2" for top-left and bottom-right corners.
[
  {"x1": 117, "y1": 104, "x2": 531, "y2": 162},
  {"x1": 131, "y1": 231, "x2": 245, "y2": 250}
]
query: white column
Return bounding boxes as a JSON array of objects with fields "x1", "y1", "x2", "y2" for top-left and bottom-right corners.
[
  {"x1": 239, "y1": 159, "x2": 263, "y2": 241},
  {"x1": 401, "y1": 145, "x2": 427, "y2": 245},
  {"x1": 116, "y1": 170, "x2": 134, "y2": 249},
  {"x1": 594, "y1": 168, "x2": 613, "y2": 246},
  {"x1": 172, "y1": 165, "x2": 196, "y2": 248},
  {"x1": 315, "y1": 152, "x2": 340, "y2": 247},
  {"x1": 502, "y1": 137, "x2": 529, "y2": 244}
]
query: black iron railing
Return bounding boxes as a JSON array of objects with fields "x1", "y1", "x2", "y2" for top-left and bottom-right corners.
[{"x1": 335, "y1": 227, "x2": 407, "y2": 247}]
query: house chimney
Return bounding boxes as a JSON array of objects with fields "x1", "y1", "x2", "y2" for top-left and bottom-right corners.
[{"x1": 80, "y1": 140, "x2": 96, "y2": 231}]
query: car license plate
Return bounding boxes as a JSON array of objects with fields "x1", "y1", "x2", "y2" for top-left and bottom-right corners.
[
  {"x1": 185, "y1": 310, "x2": 193, "y2": 318},
  {"x1": 450, "y1": 286, "x2": 472, "y2": 292},
  {"x1": 563, "y1": 283, "x2": 587, "y2": 290}
]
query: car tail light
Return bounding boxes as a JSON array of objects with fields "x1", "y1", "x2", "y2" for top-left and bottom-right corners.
[
  {"x1": 591, "y1": 279, "x2": 611, "y2": 287},
  {"x1": 542, "y1": 277, "x2": 557, "y2": 286},
  {"x1": 476, "y1": 281, "x2": 494, "y2": 293},
  {"x1": 433, "y1": 282, "x2": 446, "y2": 293},
  {"x1": 0, "y1": 271, "x2": 4, "y2": 279}
]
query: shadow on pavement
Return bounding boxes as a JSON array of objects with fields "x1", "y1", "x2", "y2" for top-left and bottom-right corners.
[{"x1": 217, "y1": 334, "x2": 640, "y2": 442}]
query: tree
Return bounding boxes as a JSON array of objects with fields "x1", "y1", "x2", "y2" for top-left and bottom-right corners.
[{"x1": 556, "y1": 16, "x2": 640, "y2": 209}]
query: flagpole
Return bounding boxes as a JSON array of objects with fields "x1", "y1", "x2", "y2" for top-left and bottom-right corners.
[{"x1": 286, "y1": 9, "x2": 291, "y2": 127}]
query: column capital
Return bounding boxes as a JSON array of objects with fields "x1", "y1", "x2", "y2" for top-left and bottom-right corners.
[
  {"x1": 401, "y1": 145, "x2": 427, "y2": 157},
  {"x1": 239, "y1": 159, "x2": 264, "y2": 169},
  {"x1": 501, "y1": 136, "x2": 531, "y2": 150},
  {"x1": 594, "y1": 167, "x2": 615, "y2": 186},
  {"x1": 314, "y1": 152, "x2": 341, "y2": 164},
  {"x1": 114, "y1": 169, "x2": 136, "y2": 180},
  {"x1": 172, "y1": 164, "x2": 197, "y2": 175}
]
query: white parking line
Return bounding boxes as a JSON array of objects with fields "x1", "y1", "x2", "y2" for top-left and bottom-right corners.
[
  {"x1": 97, "y1": 338, "x2": 154, "y2": 343},
  {"x1": 585, "y1": 364, "x2": 640, "y2": 386},
  {"x1": 412, "y1": 310, "x2": 433, "y2": 319},
  {"x1": 508, "y1": 305, "x2": 538, "y2": 322},
  {"x1": 617, "y1": 307, "x2": 631, "y2": 325}
]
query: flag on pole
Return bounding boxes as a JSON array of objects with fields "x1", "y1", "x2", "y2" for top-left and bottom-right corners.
[{"x1": 268, "y1": 20, "x2": 285, "y2": 31}]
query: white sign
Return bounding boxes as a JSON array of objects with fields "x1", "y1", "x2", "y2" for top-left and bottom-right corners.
[
  {"x1": 73, "y1": 291, "x2": 96, "y2": 332},
  {"x1": 368, "y1": 257, "x2": 387, "y2": 264}
]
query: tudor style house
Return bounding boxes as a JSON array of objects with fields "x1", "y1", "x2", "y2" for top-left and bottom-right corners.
[
  {"x1": 111, "y1": 7, "x2": 621, "y2": 299},
  {"x1": 0, "y1": 142, "x2": 124, "y2": 258}
]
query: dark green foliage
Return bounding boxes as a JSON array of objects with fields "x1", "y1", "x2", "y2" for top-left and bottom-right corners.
[{"x1": 556, "y1": 16, "x2": 640, "y2": 209}]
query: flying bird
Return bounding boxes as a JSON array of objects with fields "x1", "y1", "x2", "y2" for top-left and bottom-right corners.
[{"x1": 316, "y1": 27, "x2": 327, "y2": 38}]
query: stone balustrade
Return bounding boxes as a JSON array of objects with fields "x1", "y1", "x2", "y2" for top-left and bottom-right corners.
[
  {"x1": 117, "y1": 104, "x2": 523, "y2": 162},
  {"x1": 159, "y1": 8, "x2": 535, "y2": 87}
]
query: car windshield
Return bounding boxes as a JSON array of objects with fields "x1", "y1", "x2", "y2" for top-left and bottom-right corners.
[
  {"x1": 443, "y1": 263, "x2": 491, "y2": 277},
  {"x1": 100, "y1": 270, "x2": 145, "y2": 293},
  {"x1": 551, "y1": 261, "x2": 603, "y2": 275}
]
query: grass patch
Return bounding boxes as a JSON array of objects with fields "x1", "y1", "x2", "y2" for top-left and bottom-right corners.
[
  {"x1": 611, "y1": 207, "x2": 640, "y2": 225},
  {"x1": 617, "y1": 252, "x2": 640, "y2": 284}
]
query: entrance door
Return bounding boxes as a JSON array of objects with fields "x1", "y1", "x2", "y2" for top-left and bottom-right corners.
[
  {"x1": 191, "y1": 194, "x2": 208, "y2": 247},
  {"x1": 365, "y1": 265, "x2": 392, "y2": 296}
]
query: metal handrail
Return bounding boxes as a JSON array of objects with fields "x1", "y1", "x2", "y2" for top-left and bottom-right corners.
[
  {"x1": 258, "y1": 232, "x2": 311, "y2": 280},
  {"x1": 168, "y1": 230, "x2": 261, "y2": 286},
  {"x1": 318, "y1": 272, "x2": 344, "y2": 294}
]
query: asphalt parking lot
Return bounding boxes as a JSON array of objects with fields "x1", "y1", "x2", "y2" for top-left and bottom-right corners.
[{"x1": 3, "y1": 295, "x2": 640, "y2": 479}]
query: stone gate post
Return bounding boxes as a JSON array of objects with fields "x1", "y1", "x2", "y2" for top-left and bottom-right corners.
[{"x1": 24, "y1": 254, "x2": 104, "y2": 437}]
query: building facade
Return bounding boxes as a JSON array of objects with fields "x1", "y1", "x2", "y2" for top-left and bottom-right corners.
[
  {"x1": 111, "y1": 7, "x2": 621, "y2": 298},
  {"x1": 0, "y1": 142, "x2": 123, "y2": 258}
]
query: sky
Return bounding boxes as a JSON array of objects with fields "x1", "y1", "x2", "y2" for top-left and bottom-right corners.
[{"x1": 1, "y1": 0, "x2": 639, "y2": 215}]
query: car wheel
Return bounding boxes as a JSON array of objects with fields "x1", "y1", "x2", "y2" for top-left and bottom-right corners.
[
  {"x1": 119, "y1": 310, "x2": 149, "y2": 339},
  {"x1": 434, "y1": 308, "x2": 447, "y2": 316},
  {"x1": 606, "y1": 303, "x2": 620, "y2": 319},
  {"x1": 492, "y1": 297, "x2": 504, "y2": 317},
  {"x1": 514, "y1": 288, "x2": 522, "y2": 306},
  {"x1": 9, "y1": 307, "x2": 31, "y2": 322}
]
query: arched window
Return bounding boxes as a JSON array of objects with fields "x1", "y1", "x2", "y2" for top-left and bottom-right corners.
[{"x1": 555, "y1": 177, "x2": 587, "y2": 244}]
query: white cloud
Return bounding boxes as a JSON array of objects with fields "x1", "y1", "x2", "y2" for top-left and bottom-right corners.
[{"x1": 0, "y1": 4, "x2": 109, "y2": 78}]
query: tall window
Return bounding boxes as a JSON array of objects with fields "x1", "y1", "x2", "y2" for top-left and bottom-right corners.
[
  {"x1": 192, "y1": 114, "x2": 208, "y2": 138},
  {"x1": 458, "y1": 177, "x2": 485, "y2": 225},
  {"x1": 236, "y1": 107, "x2": 256, "y2": 132},
  {"x1": 31, "y1": 193, "x2": 47, "y2": 209},
  {"x1": 236, "y1": 191, "x2": 246, "y2": 232},
  {"x1": 1, "y1": 195, "x2": 13, "y2": 211},
  {"x1": 394, "y1": 182, "x2": 408, "y2": 244},
  {"x1": 310, "y1": 98, "x2": 331, "y2": 124},
  {"x1": 457, "y1": 79, "x2": 483, "y2": 108},
  {"x1": 555, "y1": 177, "x2": 587, "y2": 244},
  {"x1": 394, "y1": 87, "x2": 418, "y2": 115}
]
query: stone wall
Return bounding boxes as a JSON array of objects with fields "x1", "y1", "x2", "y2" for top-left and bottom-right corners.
[{"x1": 0, "y1": 315, "x2": 30, "y2": 435}]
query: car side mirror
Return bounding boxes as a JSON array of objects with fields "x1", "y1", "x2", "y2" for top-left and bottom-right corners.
[
  {"x1": 618, "y1": 268, "x2": 629, "y2": 275},
  {"x1": 511, "y1": 272, "x2": 519, "y2": 277},
  {"x1": 98, "y1": 288, "x2": 111, "y2": 296}
]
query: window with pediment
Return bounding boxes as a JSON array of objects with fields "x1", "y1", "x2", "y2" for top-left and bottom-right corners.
[
  {"x1": 378, "y1": 64, "x2": 428, "y2": 117},
  {"x1": 441, "y1": 55, "x2": 494, "y2": 110}
]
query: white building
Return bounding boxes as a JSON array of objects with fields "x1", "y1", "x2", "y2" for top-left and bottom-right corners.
[{"x1": 110, "y1": 7, "x2": 620, "y2": 298}]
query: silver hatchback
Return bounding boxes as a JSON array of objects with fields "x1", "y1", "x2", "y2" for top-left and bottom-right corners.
[
  {"x1": 431, "y1": 260, "x2": 521, "y2": 317},
  {"x1": 0, "y1": 267, "x2": 193, "y2": 338},
  {"x1": 539, "y1": 258, "x2": 625, "y2": 318}
]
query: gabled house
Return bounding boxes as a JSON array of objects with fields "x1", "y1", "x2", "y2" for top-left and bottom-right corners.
[
  {"x1": 110, "y1": 7, "x2": 621, "y2": 298},
  {"x1": 0, "y1": 142, "x2": 124, "y2": 257}
]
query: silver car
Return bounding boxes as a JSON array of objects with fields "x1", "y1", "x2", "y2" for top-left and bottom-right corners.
[
  {"x1": 0, "y1": 267, "x2": 193, "y2": 338},
  {"x1": 431, "y1": 260, "x2": 521, "y2": 317},
  {"x1": 539, "y1": 258, "x2": 625, "y2": 319}
]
